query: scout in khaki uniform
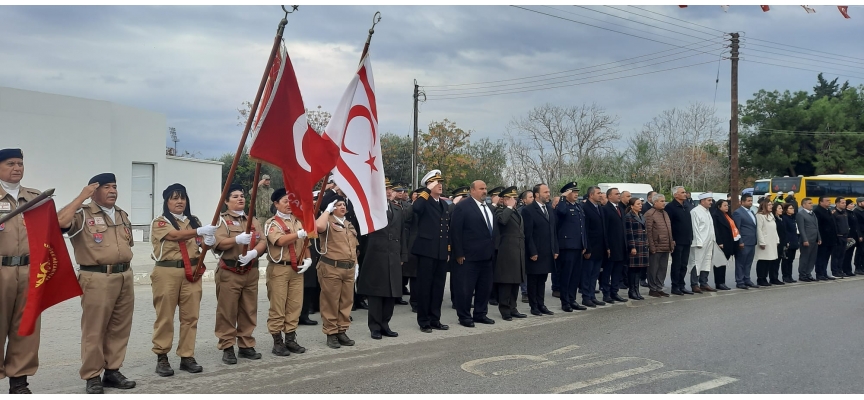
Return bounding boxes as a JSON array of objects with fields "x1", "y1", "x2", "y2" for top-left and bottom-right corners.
[
  {"x1": 57, "y1": 173, "x2": 136, "y2": 394},
  {"x1": 213, "y1": 184, "x2": 266, "y2": 364},
  {"x1": 149, "y1": 183, "x2": 215, "y2": 377},
  {"x1": 264, "y1": 188, "x2": 312, "y2": 356},
  {"x1": 0, "y1": 148, "x2": 41, "y2": 394},
  {"x1": 315, "y1": 197, "x2": 359, "y2": 349}
]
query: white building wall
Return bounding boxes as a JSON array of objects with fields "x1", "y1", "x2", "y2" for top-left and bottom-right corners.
[{"x1": 0, "y1": 86, "x2": 222, "y2": 241}]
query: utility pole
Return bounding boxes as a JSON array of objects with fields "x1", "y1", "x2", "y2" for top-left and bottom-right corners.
[
  {"x1": 411, "y1": 80, "x2": 426, "y2": 189},
  {"x1": 729, "y1": 32, "x2": 740, "y2": 210},
  {"x1": 169, "y1": 127, "x2": 179, "y2": 155}
]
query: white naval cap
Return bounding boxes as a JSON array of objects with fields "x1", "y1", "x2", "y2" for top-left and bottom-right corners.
[{"x1": 421, "y1": 169, "x2": 443, "y2": 185}]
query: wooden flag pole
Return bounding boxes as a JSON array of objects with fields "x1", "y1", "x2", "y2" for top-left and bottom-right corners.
[{"x1": 195, "y1": 6, "x2": 297, "y2": 277}]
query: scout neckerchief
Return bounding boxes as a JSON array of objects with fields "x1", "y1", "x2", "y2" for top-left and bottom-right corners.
[{"x1": 272, "y1": 216, "x2": 299, "y2": 272}]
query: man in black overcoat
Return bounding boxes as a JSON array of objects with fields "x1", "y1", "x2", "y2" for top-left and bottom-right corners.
[
  {"x1": 521, "y1": 183, "x2": 559, "y2": 316},
  {"x1": 494, "y1": 186, "x2": 527, "y2": 321},
  {"x1": 581, "y1": 186, "x2": 607, "y2": 308}
]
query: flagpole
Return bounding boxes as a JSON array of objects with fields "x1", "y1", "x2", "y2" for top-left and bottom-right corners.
[
  {"x1": 195, "y1": 6, "x2": 298, "y2": 277},
  {"x1": 295, "y1": 11, "x2": 381, "y2": 262},
  {"x1": 0, "y1": 188, "x2": 55, "y2": 226}
]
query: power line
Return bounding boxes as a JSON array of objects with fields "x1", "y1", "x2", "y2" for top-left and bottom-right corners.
[
  {"x1": 627, "y1": 5, "x2": 727, "y2": 34},
  {"x1": 608, "y1": 5, "x2": 724, "y2": 37},
  {"x1": 426, "y1": 60, "x2": 717, "y2": 101},
  {"x1": 741, "y1": 55, "x2": 864, "y2": 79},
  {"x1": 424, "y1": 45, "x2": 725, "y2": 93},
  {"x1": 423, "y1": 36, "x2": 724, "y2": 88},
  {"x1": 741, "y1": 58, "x2": 864, "y2": 81},
  {"x1": 746, "y1": 37, "x2": 864, "y2": 63},
  {"x1": 745, "y1": 42, "x2": 864, "y2": 67},
  {"x1": 745, "y1": 45, "x2": 864, "y2": 72},
  {"x1": 570, "y1": 5, "x2": 717, "y2": 41},
  {"x1": 752, "y1": 128, "x2": 864, "y2": 136}
]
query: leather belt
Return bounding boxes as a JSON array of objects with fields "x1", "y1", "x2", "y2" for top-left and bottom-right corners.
[
  {"x1": 220, "y1": 258, "x2": 258, "y2": 274},
  {"x1": 319, "y1": 256, "x2": 354, "y2": 269},
  {"x1": 269, "y1": 259, "x2": 300, "y2": 272},
  {"x1": 79, "y1": 263, "x2": 131, "y2": 273},
  {"x1": 1, "y1": 255, "x2": 30, "y2": 266},
  {"x1": 155, "y1": 258, "x2": 199, "y2": 268}
]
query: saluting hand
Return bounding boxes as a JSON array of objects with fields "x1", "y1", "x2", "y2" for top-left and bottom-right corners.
[
  {"x1": 79, "y1": 183, "x2": 100, "y2": 200},
  {"x1": 325, "y1": 200, "x2": 338, "y2": 214},
  {"x1": 426, "y1": 180, "x2": 438, "y2": 191}
]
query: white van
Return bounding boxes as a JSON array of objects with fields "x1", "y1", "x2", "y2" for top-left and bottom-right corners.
[{"x1": 597, "y1": 183, "x2": 655, "y2": 202}]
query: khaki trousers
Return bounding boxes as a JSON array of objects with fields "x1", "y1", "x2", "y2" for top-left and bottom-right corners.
[
  {"x1": 317, "y1": 261, "x2": 354, "y2": 335},
  {"x1": 215, "y1": 267, "x2": 259, "y2": 349},
  {"x1": 0, "y1": 265, "x2": 40, "y2": 379},
  {"x1": 151, "y1": 266, "x2": 202, "y2": 357},
  {"x1": 78, "y1": 269, "x2": 134, "y2": 379},
  {"x1": 266, "y1": 263, "x2": 303, "y2": 335}
]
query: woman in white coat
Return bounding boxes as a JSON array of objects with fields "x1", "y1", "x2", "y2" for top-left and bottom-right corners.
[{"x1": 755, "y1": 202, "x2": 780, "y2": 286}]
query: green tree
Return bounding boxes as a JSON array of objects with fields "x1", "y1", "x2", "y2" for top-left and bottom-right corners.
[
  {"x1": 419, "y1": 119, "x2": 473, "y2": 188},
  {"x1": 464, "y1": 138, "x2": 507, "y2": 188},
  {"x1": 380, "y1": 132, "x2": 414, "y2": 186}
]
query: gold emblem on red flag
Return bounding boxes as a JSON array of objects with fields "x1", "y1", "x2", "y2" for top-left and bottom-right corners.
[{"x1": 35, "y1": 243, "x2": 59, "y2": 288}]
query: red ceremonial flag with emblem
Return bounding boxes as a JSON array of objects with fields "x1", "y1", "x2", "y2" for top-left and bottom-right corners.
[
  {"x1": 761, "y1": 5, "x2": 770, "y2": 12},
  {"x1": 18, "y1": 198, "x2": 82, "y2": 336},
  {"x1": 838, "y1": 6, "x2": 851, "y2": 19},
  {"x1": 248, "y1": 43, "x2": 339, "y2": 236},
  {"x1": 323, "y1": 53, "x2": 387, "y2": 235}
]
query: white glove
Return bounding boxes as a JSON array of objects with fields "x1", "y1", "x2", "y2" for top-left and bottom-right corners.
[
  {"x1": 298, "y1": 258, "x2": 312, "y2": 274},
  {"x1": 296, "y1": 229, "x2": 308, "y2": 239},
  {"x1": 238, "y1": 249, "x2": 259, "y2": 266},
  {"x1": 234, "y1": 232, "x2": 252, "y2": 245},
  {"x1": 734, "y1": 234, "x2": 741, "y2": 241},
  {"x1": 354, "y1": 263, "x2": 359, "y2": 280},
  {"x1": 325, "y1": 200, "x2": 338, "y2": 214},
  {"x1": 203, "y1": 234, "x2": 216, "y2": 247},
  {"x1": 196, "y1": 225, "x2": 216, "y2": 236}
]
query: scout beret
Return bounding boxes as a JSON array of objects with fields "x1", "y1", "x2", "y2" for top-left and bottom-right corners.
[
  {"x1": 163, "y1": 183, "x2": 187, "y2": 200},
  {"x1": 0, "y1": 148, "x2": 23, "y2": 163},
  {"x1": 226, "y1": 184, "x2": 245, "y2": 198},
  {"x1": 560, "y1": 182, "x2": 578, "y2": 193},
  {"x1": 488, "y1": 186, "x2": 504, "y2": 197},
  {"x1": 501, "y1": 186, "x2": 518, "y2": 198},
  {"x1": 271, "y1": 187, "x2": 287, "y2": 202},
  {"x1": 88, "y1": 173, "x2": 116, "y2": 186}
]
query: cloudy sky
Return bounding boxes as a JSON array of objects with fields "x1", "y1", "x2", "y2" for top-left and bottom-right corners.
[{"x1": 1, "y1": 4, "x2": 862, "y2": 159}]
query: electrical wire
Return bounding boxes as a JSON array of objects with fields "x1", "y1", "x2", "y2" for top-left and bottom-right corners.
[
  {"x1": 752, "y1": 128, "x2": 864, "y2": 136},
  {"x1": 745, "y1": 37, "x2": 864, "y2": 63},
  {"x1": 426, "y1": 60, "x2": 717, "y2": 101},
  {"x1": 609, "y1": 5, "x2": 726, "y2": 37},
  {"x1": 740, "y1": 58, "x2": 864, "y2": 81},
  {"x1": 627, "y1": 5, "x2": 727, "y2": 34},
  {"x1": 745, "y1": 42, "x2": 864, "y2": 67},
  {"x1": 744, "y1": 45, "x2": 864, "y2": 72},
  {"x1": 570, "y1": 5, "x2": 718, "y2": 41},
  {"x1": 423, "y1": 36, "x2": 724, "y2": 88},
  {"x1": 424, "y1": 45, "x2": 726, "y2": 93}
]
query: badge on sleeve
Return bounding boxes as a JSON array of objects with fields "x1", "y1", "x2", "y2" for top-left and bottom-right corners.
[
  {"x1": 87, "y1": 219, "x2": 95, "y2": 226},
  {"x1": 0, "y1": 223, "x2": 4, "y2": 231},
  {"x1": 196, "y1": 237, "x2": 202, "y2": 246},
  {"x1": 93, "y1": 233, "x2": 103, "y2": 243},
  {"x1": 158, "y1": 221, "x2": 167, "y2": 227}
]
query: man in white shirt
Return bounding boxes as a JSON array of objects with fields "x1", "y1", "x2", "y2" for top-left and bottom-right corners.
[{"x1": 690, "y1": 193, "x2": 716, "y2": 293}]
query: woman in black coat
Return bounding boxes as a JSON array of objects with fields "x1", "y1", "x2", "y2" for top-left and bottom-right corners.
[
  {"x1": 843, "y1": 199, "x2": 859, "y2": 277},
  {"x1": 769, "y1": 203, "x2": 787, "y2": 285},
  {"x1": 494, "y1": 189, "x2": 527, "y2": 321},
  {"x1": 710, "y1": 200, "x2": 737, "y2": 291},
  {"x1": 780, "y1": 203, "x2": 799, "y2": 283}
]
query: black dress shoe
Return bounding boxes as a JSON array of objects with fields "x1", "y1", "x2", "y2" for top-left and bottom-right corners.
[
  {"x1": 825, "y1": 276, "x2": 836, "y2": 280},
  {"x1": 474, "y1": 316, "x2": 496, "y2": 324},
  {"x1": 716, "y1": 284, "x2": 731, "y2": 291},
  {"x1": 640, "y1": 279, "x2": 649, "y2": 288},
  {"x1": 502, "y1": 316, "x2": 513, "y2": 321},
  {"x1": 582, "y1": 300, "x2": 596, "y2": 308},
  {"x1": 511, "y1": 311, "x2": 528, "y2": 318},
  {"x1": 382, "y1": 329, "x2": 399, "y2": 337},
  {"x1": 299, "y1": 316, "x2": 319, "y2": 325},
  {"x1": 562, "y1": 304, "x2": 573, "y2": 312},
  {"x1": 420, "y1": 326, "x2": 433, "y2": 333},
  {"x1": 602, "y1": 296, "x2": 615, "y2": 304},
  {"x1": 671, "y1": 289, "x2": 684, "y2": 295},
  {"x1": 530, "y1": 308, "x2": 543, "y2": 315},
  {"x1": 411, "y1": 307, "x2": 417, "y2": 313},
  {"x1": 745, "y1": 282, "x2": 759, "y2": 288},
  {"x1": 770, "y1": 279, "x2": 784, "y2": 285},
  {"x1": 592, "y1": 299, "x2": 606, "y2": 306},
  {"x1": 611, "y1": 293, "x2": 628, "y2": 302},
  {"x1": 782, "y1": 277, "x2": 796, "y2": 283},
  {"x1": 736, "y1": 284, "x2": 749, "y2": 290},
  {"x1": 430, "y1": 322, "x2": 449, "y2": 330},
  {"x1": 459, "y1": 320, "x2": 476, "y2": 328},
  {"x1": 570, "y1": 303, "x2": 588, "y2": 311},
  {"x1": 681, "y1": 288, "x2": 694, "y2": 295},
  {"x1": 758, "y1": 281, "x2": 772, "y2": 287},
  {"x1": 395, "y1": 298, "x2": 409, "y2": 305},
  {"x1": 489, "y1": 300, "x2": 499, "y2": 306},
  {"x1": 539, "y1": 307, "x2": 554, "y2": 315},
  {"x1": 222, "y1": 348, "x2": 237, "y2": 365},
  {"x1": 371, "y1": 330, "x2": 382, "y2": 340}
]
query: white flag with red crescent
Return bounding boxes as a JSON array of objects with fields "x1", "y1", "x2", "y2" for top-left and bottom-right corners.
[{"x1": 323, "y1": 54, "x2": 387, "y2": 235}]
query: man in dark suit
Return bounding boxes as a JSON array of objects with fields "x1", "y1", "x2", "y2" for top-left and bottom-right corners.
[
  {"x1": 666, "y1": 186, "x2": 695, "y2": 295},
  {"x1": 521, "y1": 183, "x2": 558, "y2": 315},
  {"x1": 599, "y1": 188, "x2": 629, "y2": 303},
  {"x1": 447, "y1": 186, "x2": 470, "y2": 310},
  {"x1": 796, "y1": 197, "x2": 821, "y2": 281},
  {"x1": 732, "y1": 194, "x2": 758, "y2": 289},
  {"x1": 451, "y1": 181, "x2": 498, "y2": 327},
  {"x1": 555, "y1": 182, "x2": 587, "y2": 312},
  {"x1": 581, "y1": 186, "x2": 607, "y2": 308},
  {"x1": 813, "y1": 196, "x2": 838, "y2": 280},
  {"x1": 411, "y1": 170, "x2": 451, "y2": 333}
]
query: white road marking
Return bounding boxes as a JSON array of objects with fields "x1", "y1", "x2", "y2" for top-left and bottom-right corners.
[{"x1": 551, "y1": 357, "x2": 665, "y2": 393}]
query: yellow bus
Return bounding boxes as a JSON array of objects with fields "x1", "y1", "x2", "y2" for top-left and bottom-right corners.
[{"x1": 767, "y1": 175, "x2": 864, "y2": 205}]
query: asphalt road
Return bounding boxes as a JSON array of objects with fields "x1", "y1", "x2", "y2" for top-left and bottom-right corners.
[{"x1": 29, "y1": 268, "x2": 864, "y2": 394}]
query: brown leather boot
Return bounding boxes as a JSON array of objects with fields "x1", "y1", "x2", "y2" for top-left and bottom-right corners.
[{"x1": 691, "y1": 285, "x2": 703, "y2": 294}]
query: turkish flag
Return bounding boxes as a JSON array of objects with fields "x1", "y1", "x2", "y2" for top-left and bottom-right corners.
[
  {"x1": 838, "y1": 6, "x2": 851, "y2": 19},
  {"x1": 323, "y1": 53, "x2": 387, "y2": 235},
  {"x1": 18, "y1": 198, "x2": 82, "y2": 336},
  {"x1": 761, "y1": 5, "x2": 770, "y2": 12},
  {"x1": 249, "y1": 43, "x2": 338, "y2": 235}
]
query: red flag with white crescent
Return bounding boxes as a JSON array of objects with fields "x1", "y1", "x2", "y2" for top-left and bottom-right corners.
[
  {"x1": 323, "y1": 54, "x2": 387, "y2": 235},
  {"x1": 248, "y1": 43, "x2": 338, "y2": 235},
  {"x1": 838, "y1": 6, "x2": 851, "y2": 18}
]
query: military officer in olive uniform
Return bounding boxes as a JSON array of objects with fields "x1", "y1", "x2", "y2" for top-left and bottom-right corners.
[
  {"x1": 493, "y1": 187, "x2": 528, "y2": 320},
  {"x1": 149, "y1": 183, "x2": 213, "y2": 377},
  {"x1": 448, "y1": 186, "x2": 469, "y2": 310},
  {"x1": 412, "y1": 170, "x2": 451, "y2": 333},
  {"x1": 213, "y1": 184, "x2": 267, "y2": 364},
  {"x1": 58, "y1": 173, "x2": 139, "y2": 393},
  {"x1": 0, "y1": 149, "x2": 41, "y2": 394},
  {"x1": 485, "y1": 186, "x2": 504, "y2": 307}
]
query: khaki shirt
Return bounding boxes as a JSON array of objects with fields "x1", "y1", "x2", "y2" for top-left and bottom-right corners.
[
  {"x1": 0, "y1": 185, "x2": 41, "y2": 258},
  {"x1": 215, "y1": 210, "x2": 263, "y2": 261},
  {"x1": 319, "y1": 214, "x2": 358, "y2": 262},
  {"x1": 67, "y1": 202, "x2": 134, "y2": 265},
  {"x1": 150, "y1": 215, "x2": 202, "y2": 261},
  {"x1": 265, "y1": 215, "x2": 307, "y2": 263}
]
